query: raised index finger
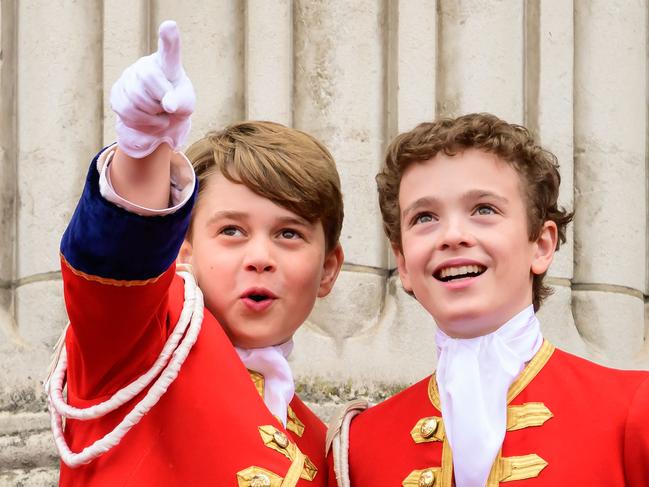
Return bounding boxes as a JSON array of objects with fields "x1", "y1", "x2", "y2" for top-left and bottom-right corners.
[{"x1": 157, "y1": 20, "x2": 182, "y2": 83}]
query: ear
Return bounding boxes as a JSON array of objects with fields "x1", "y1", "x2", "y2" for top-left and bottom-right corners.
[
  {"x1": 531, "y1": 221, "x2": 558, "y2": 275},
  {"x1": 392, "y1": 243, "x2": 412, "y2": 293},
  {"x1": 317, "y1": 243, "x2": 345, "y2": 298},
  {"x1": 177, "y1": 238, "x2": 194, "y2": 265}
]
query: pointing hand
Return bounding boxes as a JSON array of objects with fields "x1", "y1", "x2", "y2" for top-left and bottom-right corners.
[{"x1": 110, "y1": 20, "x2": 196, "y2": 158}]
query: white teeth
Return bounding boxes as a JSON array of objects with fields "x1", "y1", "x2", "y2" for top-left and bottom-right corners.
[{"x1": 439, "y1": 265, "x2": 484, "y2": 279}]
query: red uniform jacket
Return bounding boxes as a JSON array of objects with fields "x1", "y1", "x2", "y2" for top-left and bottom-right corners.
[
  {"x1": 342, "y1": 341, "x2": 649, "y2": 486},
  {"x1": 58, "y1": 149, "x2": 327, "y2": 486}
]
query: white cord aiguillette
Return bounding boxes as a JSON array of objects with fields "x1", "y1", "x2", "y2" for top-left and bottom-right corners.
[{"x1": 44, "y1": 265, "x2": 203, "y2": 468}]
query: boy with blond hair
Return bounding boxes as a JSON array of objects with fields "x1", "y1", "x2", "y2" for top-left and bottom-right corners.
[
  {"x1": 47, "y1": 21, "x2": 343, "y2": 486},
  {"x1": 328, "y1": 113, "x2": 649, "y2": 486}
]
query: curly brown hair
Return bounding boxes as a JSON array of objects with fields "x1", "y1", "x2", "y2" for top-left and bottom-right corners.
[
  {"x1": 377, "y1": 113, "x2": 573, "y2": 310},
  {"x1": 186, "y1": 121, "x2": 344, "y2": 253}
]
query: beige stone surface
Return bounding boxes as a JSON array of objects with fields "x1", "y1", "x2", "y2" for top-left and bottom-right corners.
[
  {"x1": 387, "y1": 0, "x2": 436, "y2": 137},
  {"x1": 102, "y1": 1, "x2": 150, "y2": 146},
  {"x1": 0, "y1": 431, "x2": 57, "y2": 469},
  {"x1": 245, "y1": 0, "x2": 292, "y2": 124},
  {"x1": 2, "y1": 2, "x2": 649, "y2": 482},
  {"x1": 153, "y1": 1, "x2": 245, "y2": 142},
  {"x1": 0, "y1": 281, "x2": 65, "y2": 413},
  {"x1": 535, "y1": 0, "x2": 574, "y2": 281},
  {"x1": 294, "y1": 0, "x2": 387, "y2": 268},
  {"x1": 437, "y1": 0, "x2": 524, "y2": 122},
  {"x1": 16, "y1": 1, "x2": 102, "y2": 280},
  {"x1": 292, "y1": 273, "x2": 436, "y2": 387},
  {"x1": 573, "y1": 0, "x2": 647, "y2": 293},
  {"x1": 573, "y1": 289, "x2": 647, "y2": 369},
  {"x1": 0, "y1": 468, "x2": 58, "y2": 487},
  {"x1": 536, "y1": 283, "x2": 589, "y2": 359}
]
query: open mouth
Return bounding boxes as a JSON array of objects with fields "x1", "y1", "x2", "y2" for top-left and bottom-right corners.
[
  {"x1": 241, "y1": 288, "x2": 277, "y2": 305},
  {"x1": 434, "y1": 264, "x2": 486, "y2": 282},
  {"x1": 247, "y1": 293, "x2": 271, "y2": 303}
]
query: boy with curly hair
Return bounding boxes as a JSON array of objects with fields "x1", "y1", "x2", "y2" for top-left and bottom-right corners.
[{"x1": 328, "y1": 113, "x2": 649, "y2": 486}]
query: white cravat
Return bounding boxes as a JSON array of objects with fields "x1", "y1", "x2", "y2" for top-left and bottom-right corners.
[
  {"x1": 235, "y1": 340, "x2": 295, "y2": 427},
  {"x1": 435, "y1": 305, "x2": 543, "y2": 487}
]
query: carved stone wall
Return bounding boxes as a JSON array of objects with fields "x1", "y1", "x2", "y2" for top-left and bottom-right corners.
[{"x1": 0, "y1": 1, "x2": 646, "y2": 484}]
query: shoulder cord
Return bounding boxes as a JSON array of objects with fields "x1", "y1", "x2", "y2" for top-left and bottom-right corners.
[
  {"x1": 43, "y1": 265, "x2": 203, "y2": 468},
  {"x1": 325, "y1": 400, "x2": 368, "y2": 487}
]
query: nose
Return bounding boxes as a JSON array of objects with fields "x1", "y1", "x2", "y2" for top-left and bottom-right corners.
[
  {"x1": 243, "y1": 236, "x2": 276, "y2": 273},
  {"x1": 436, "y1": 216, "x2": 475, "y2": 250}
]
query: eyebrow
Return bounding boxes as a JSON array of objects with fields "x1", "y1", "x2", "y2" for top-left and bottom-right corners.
[
  {"x1": 462, "y1": 190, "x2": 509, "y2": 205},
  {"x1": 401, "y1": 190, "x2": 509, "y2": 219},
  {"x1": 205, "y1": 210, "x2": 311, "y2": 228}
]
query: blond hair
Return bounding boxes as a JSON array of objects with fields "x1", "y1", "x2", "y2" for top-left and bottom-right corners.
[{"x1": 186, "y1": 121, "x2": 343, "y2": 252}]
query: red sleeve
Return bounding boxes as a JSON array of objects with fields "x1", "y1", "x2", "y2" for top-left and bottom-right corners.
[
  {"x1": 624, "y1": 375, "x2": 649, "y2": 486},
  {"x1": 59, "y1": 148, "x2": 196, "y2": 403},
  {"x1": 62, "y1": 259, "x2": 177, "y2": 402}
]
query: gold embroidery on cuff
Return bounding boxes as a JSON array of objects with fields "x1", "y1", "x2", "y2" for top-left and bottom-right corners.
[
  {"x1": 507, "y1": 402, "x2": 553, "y2": 431},
  {"x1": 402, "y1": 467, "x2": 441, "y2": 486},
  {"x1": 236, "y1": 466, "x2": 283, "y2": 487},
  {"x1": 410, "y1": 416, "x2": 445, "y2": 443}
]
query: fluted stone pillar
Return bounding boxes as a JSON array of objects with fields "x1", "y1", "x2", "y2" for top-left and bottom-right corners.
[
  {"x1": 153, "y1": 0, "x2": 245, "y2": 138},
  {"x1": 573, "y1": 0, "x2": 647, "y2": 368},
  {"x1": 245, "y1": 0, "x2": 292, "y2": 125},
  {"x1": 438, "y1": 0, "x2": 524, "y2": 122},
  {"x1": 526, "y1": 0, "x2": 587, "y2": 357}
]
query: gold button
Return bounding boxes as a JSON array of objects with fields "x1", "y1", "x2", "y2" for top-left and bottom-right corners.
[
  {"x1": 250, "y1": 473, "x2": 271, "y2": 487},
  {"x1": 420, "y1": 418, "x2": 438, "y2": 439},
  {"x1": 273, "y1": 430, "x2": 289, "y2": 449},
  {"x1": 418, "y1": 469, "x2": 435, "y2": 487}
]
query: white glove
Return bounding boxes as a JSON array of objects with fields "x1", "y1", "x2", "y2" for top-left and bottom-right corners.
[{"x1": 110, "y1": 20, "x2": 195, "y2": 158}]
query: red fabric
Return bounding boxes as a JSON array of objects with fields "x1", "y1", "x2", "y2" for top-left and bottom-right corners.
[
  {"x1": 59, "y1": 261, "x2": 327, "y2": 486},
  {"x1": 346, "y1": 347, "x2": 649, "y2": 486}
]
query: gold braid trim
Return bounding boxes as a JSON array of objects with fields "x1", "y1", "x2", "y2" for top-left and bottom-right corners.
[
  {"x1": 249, "y1": 371, "x2": 305, "y2": 437},
  {"x1": 258, "y1": 425, "x2": 317, "y2": 482},
  {"x1": 402, "y1": 467, "x2": 441, "y2": 486},
  {"x1": 237, "y1": 466, "x2": 283, "y2": 487},
  {"x1": 427, "y1": 340, "x2": 556, "y2": 485},
  {"x1": 506, "y1": 402, "x2": 553, "y2": 431},
  {"x1": 61, "y1": 253, "x2": 164, "y2": 287},
  {"x1": 486, "y1": 454, "x2": 548, "y2": 484}
]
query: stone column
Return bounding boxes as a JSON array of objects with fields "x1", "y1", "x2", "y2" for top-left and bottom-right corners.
[
  {"x1": 291, "y1": 0, "x2": 389, "y2": 394},
  {"x1": 3, "y1": 0, "x2": 103, "y2": 482},
  {"x1": 526, "y1": 0, "x2": 587, "y2": 356},
  {"x1": 573, "y1": 0, "x2": 647, "y2": 367},
  {"x1": 103, "y1": 1, "x2": 150, "y2": 145},
  {"x1": 245, "y1": 0, "x2": 292, "y2": 125},
  {"x1": 0, "y1": 0, "x2": 17, "y2": 341},
  {"x1": 437, "y1": 0, "x2": 525, "y2": 122},
  {"x1": 153, "y1": 0, "x2": 245, "y2": 138}
]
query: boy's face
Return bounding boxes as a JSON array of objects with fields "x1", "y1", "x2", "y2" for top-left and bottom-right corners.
[
  {"x1": 180, "y1": 173, "x2": 343, "y2": 348},
  {"x1": 395, "y1": 148, "x2": 556, "y2": 338}
]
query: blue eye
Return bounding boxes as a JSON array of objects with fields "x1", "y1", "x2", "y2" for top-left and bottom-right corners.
[
  {"x1": 413, "y1": 213, "x2": 434, "y2": 225},
  {"x1": 475, "y1": 205, "x2": 496, "y2": 216}
]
